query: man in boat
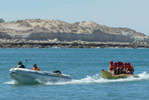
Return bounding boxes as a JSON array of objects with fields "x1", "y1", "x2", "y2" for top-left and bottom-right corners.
[
  {"x1": 121, "y1": 62, "x2": 124, "y2": 74},
  {"x1": 108, "y1": 61, "x2": 114, "y2": 73},
  {"x1": 32, "y1": 64, "x2": 40, "y2": 71},
  {"x1": 121, "y1": 63, "x2": 125, "y2": 74},
  {"x1": 15, "y1": 61, "x2": 25, "y2": 68},
  {"x1": 114, "y1": 62, "x2": 119, "y2": 75},
  {"x1": 117, "y1": 62, "x2": 122, "y2": 75},
  {"x1": 130, "y1": 65, "x2": 134, "y2": 75},
  {"x1": 115, "y1": 61, "x2": 121, "y2": 75},
  {"x1": 127, "y1": 63, "x2": 134, "y2": 75}
]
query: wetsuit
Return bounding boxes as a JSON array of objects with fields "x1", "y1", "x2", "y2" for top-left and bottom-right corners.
[{"x1": 17, "y1": 64, "x2": 25, "y2": 68}]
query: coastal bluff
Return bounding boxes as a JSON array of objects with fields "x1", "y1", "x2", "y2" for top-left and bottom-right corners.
[{"x1": 0, "y1": 19, "x2": 149, "y2": 48}]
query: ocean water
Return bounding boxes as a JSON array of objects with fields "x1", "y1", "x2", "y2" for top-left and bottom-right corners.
[{"x1": 0, "y1": 48, "x2": 149, "y2": 100}]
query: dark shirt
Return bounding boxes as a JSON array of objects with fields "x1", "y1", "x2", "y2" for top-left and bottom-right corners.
[{"x1": 17, "y1": 64, "x2": 25, "y2": 68}]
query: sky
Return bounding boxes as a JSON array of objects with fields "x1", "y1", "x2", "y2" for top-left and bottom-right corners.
[{"x1": 0, "y1": 0, "x2": 149, "y2": 35}]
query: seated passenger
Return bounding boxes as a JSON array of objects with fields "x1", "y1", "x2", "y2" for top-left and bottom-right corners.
[
  {"x1": 127, "y1": 63, "x2": 134, "y2": 75},
  {"x1": 123, "y1": 63, "x2": 127, "y2": 74},
  {"x1": 32, "y1": 64, "x2": 40, "y2": 71},
  {"x1": 15, "y1": 61, "x2": 25, "y2": 68},
  {"x1": 130, "y1": 65, "x2": 134, "y2": 75},
  {"x1": 117, "y1": 62, "x2": 121, "y2": 75},
  {"x1": 114, "y1": 62, "x2": 119, "y2": 75},
  {"x1": 120, "y1": 62, "x2": 123, "y2": 74},
  {"x1": 127, "y1": 62, "x2": 132, "y2": 74},
  {"x1": 109, "y1": 61, "x2": 114, "y2": 72}
]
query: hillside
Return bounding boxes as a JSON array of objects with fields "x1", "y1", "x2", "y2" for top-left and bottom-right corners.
[{"x1": 0, "y1": 19, "x2": 148, "y2": 42}]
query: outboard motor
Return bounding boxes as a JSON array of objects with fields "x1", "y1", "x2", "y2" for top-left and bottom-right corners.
[{"x1": 53, "y1": 70, "x2": 62, "y2": 74}]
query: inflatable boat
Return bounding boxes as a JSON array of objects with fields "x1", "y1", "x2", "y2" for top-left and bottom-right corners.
[{"x1": 9, "y1": 68, "x2": 71, "y2": 84}]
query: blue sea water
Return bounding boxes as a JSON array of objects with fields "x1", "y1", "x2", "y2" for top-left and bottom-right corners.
[{"x1": 0, "y1": 48, "x2": 149, "y2": 100}]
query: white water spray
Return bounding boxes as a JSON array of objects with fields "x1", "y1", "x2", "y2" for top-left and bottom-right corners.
[
  {"x1": 44, "y1": 71, "x2": 149, "y2": 85},
  {"x1": 4, "y1": 71, "x2": 149, "y2": 85},
  {"x1": 3, "y1": 80, "x2": 17, "y2": 85}
]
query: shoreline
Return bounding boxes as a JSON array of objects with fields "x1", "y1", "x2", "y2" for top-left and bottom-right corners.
[{"x1": 0, "y1": 41, "x2": 149, "y2": 48}]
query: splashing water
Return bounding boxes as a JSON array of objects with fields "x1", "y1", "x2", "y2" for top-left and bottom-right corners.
[
  {"x1": 3, "y1": 80, "x2": 17, "y2": 85},
  {"x1": 4, "y1": 71, "x2": 149, "y2": 85},
  {"x1": 44, "y1": 71, "x2": 149, "y2": 85}
]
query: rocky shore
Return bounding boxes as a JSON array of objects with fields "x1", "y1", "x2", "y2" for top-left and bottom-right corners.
[{"x1": 0, "y1": 40, "x2": 148, "y2": 48}]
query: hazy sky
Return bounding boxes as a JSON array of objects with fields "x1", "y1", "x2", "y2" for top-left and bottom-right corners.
[{"x1": 1, "y1": 0, "x2": 149, "y2": 35}]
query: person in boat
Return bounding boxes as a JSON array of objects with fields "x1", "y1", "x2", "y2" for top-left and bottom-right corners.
[
  {"x1": 114, "y1": 62, "x2": 119, "y2": 75},
  {"x1": 122, "y1": 63, "x2": 127, "y2": 74},
  {"x1": 32, "y1": 64, "x2": 40, "y2": 71},
  {"x1": 119, "y1": 62, "x2": 122, "y2": 74},
  {"x1": 127, "y1": 63, "x2": 132, "y2": 74},
  {"x1": 126, "y1": 63, "x2": 130, "y2": 74},
  {"x1": 15, "y1": 61, "x2": 25, "y2": 68},
  {"x1": 117, "y1": 62, "x2": 121, "y2": 75},
  {"x1": 113, "y1": 62, "x2": 116, "y2": 75},
  {"x1": 127, "y1": 63, "x2": 134, "y2": 75},
  {"x1": 121, "y1": 62, "x2": 126, "y2": 74},
  {"x1": 109, "y1": 61, "x2": 114, "y2": 73},
  {"x1": 130, "y1": 65, "x2": 134, "y2": 75}
]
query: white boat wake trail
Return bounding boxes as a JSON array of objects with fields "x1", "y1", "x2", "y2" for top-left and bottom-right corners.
[
  {"x1": 44, "y1": 71, "x2": 149, "y2": 85},
  {"x1": 4, "y1": 71, "x2": 149, "y2": 85}
]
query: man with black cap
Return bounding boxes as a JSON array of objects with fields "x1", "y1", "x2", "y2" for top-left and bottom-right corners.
[{"x1": 16, "y1": 61, "x2": 25, "y2": 68}]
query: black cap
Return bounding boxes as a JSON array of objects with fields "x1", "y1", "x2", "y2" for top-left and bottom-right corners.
[
  {"x1": 33, "y1": 64, "x2": 37, "y2": 66},
  {"x1": 18, "y1": 61, "x2": 22, "y2": 65}
]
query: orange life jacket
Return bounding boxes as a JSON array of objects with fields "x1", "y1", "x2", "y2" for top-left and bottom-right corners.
[
  {"x1": 128, "y1": 65, "x2": 131, "y2": 71},
  {"x1": 109, "y1": 65, "x2": 114, "y2": 69},
  {"x1": 130, "y1": 65, "x2": 134, "y2": 72},
  {"x1": 32, "y1": 67, "x2": 40, "y2": 71}
]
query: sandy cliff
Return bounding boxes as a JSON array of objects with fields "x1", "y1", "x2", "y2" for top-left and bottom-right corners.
[{"x1": 0, "y1": 19, "x2": 148, "y2": 42}]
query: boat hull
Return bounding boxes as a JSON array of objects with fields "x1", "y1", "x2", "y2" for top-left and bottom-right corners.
[
  {"x1": 9, "y1": 68, "x2": 71, "y2": 84},
  {"x1": 102, "y1": 70, "x2": 139, "y2": 79}
]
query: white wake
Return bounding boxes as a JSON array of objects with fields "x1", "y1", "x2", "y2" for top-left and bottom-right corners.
[
  {"x1": 3, "y1": 80, "x2": 17, "y2": 85},
  {"x1": 44, "y1": 71, "x2": 149, "y2": 85},
  {"x1": 4, "y1": 71, "x2": 149, "y2": 85}
]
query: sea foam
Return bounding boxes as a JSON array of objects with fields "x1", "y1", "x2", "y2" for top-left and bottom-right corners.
[
  {"x1": 44, "y1": 71, "x2": 149, "y2": 85},
  {"x1": 4, "y1": 71, "x2": 149, "y2": 85}
]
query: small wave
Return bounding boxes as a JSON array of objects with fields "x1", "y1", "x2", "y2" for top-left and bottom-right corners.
[
  {"x1": 3, "y1": 80, "x2": 17, "y2": 85},
  {"x1": 44, "y1": 71, "x2": 149, "y2": 85}
]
